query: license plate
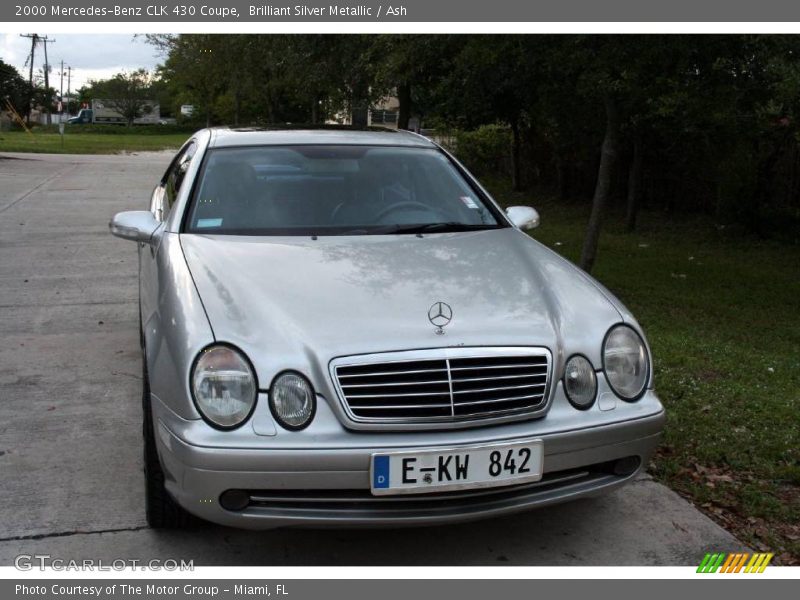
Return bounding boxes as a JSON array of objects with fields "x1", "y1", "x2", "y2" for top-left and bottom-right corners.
[{"x1": 370, "y1": 439, "x2": 543, "y2": 495}]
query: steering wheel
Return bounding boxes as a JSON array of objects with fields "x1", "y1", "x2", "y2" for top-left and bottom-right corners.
[{"x1": 374, "y1": 201, "x2": 437, "y2": 223}]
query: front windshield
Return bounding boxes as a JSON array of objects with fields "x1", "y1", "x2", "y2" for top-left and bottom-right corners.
[{"x1": 184, "y1": 145, "x2": 504, "y2": 235}]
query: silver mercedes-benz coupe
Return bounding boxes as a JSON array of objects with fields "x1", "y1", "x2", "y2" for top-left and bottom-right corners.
[{"x1": 110, "y1": 127, "x2": 664, "y2": 529}]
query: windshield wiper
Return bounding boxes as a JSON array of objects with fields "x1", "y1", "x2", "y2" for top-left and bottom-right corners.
[{"x1": 363, "y1": 222, "x2": 498, "y2": 235}]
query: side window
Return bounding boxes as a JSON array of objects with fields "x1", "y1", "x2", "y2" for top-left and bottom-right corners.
[
  {"x1": 159, "y1": 141, "x2": 197, "y2": 221},
  {"x1": 149, "y1": 185, "x2": 167, "y2": 221}
]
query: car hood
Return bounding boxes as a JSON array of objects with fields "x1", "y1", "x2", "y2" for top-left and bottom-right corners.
[{"x1": 180, "y1": 228, "x2": 623, "y2": 390}]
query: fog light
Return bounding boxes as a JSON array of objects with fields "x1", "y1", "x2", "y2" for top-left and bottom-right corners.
[
  {"x1": 564, "y1": 355, "x2": 597, "y2": 409},
  {"x1": 270, "y1": 372, "x2": 316, "y2": 430},
  {"x1": 219, "y1": 489, "x2": 249, "y2": 511},
  {"x1": 613, "y1": 456, "x2": 641, "y2": 476}
]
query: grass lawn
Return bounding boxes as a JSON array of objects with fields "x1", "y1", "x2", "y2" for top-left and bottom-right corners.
[
  {"x1": 0, "y1": 129, "x2": 189, "y2": 154},
  {"x1": 488, "y1": 179, "x2": 800, "y2": 564}
]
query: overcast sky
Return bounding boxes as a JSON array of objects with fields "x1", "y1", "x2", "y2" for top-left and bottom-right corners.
[{"x1": 1, "y1": 34, "x2": 163, "y2": 93}]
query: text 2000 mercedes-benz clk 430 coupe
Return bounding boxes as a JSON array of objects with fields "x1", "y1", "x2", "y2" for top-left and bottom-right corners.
[{"x1": 110, "y1": 127, "x2": 664, "y2": 529}]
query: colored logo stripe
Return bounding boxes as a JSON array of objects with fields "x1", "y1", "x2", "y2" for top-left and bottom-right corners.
[
  {"x1": 697, "y1": 552, "x2": 773, "y2": 573},
  {"x1": 745, "y1": 553, "x2": 774, "y2": 573},
  {"x1": 697, "y1": 553, "x2": 726, "y2": 573}
]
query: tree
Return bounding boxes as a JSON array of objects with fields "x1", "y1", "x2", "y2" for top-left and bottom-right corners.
[
  {"x1": 538, "y1": 36, "x2": 656, "y2": 271},
  {"x1": 369, "y1": 35, "x2": 457, "y2": 130},
  {"x1": 437, "y1": 36, "x2": 543, "y2": 191},
  {"x1": 282, "y1": 35, "x2": 356, "y2": 124},
  {"x1": 0, "y1": 59, "x2": 29, "y2": 116},
  {"x1": 148, "y1": 76, "x2": 176, "y2": 119},
  {"x1": 88, "y1": 69, "x2": 153, "y2": 126},
  {"x1": 300, "y1": 35, "x2": 381, "y2": 126},
  {"x1": 154, "y1": 35, "x2": 228, "y2": 126},
  {"x1": 150, "y1": 34, "x2": 388, "y2": 127},
  {"x1": 580, "y1": 95, "x2": 621, "y2": 272}
]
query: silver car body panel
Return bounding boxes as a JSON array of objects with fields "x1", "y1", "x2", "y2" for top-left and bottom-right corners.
[
  {"x1": 125, "y1": 127, "x2": 665, "y2": 528},
  {"x1": 139, "y1": 232, "x2": 211, "y2": 420},
  {"x1": 178, "y1": 227, "x2": 633, "y2": 429},
  {"x1": 210, "y1": 127, "x2": 437, "y2": 149},
  {"x1": 151, "y1": 383, "x2": 664, "y2": 528}
]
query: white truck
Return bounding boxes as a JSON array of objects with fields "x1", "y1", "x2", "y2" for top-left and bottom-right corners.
[{"x1": 67, "y1": 99, "x2": 161, "y2": 125}]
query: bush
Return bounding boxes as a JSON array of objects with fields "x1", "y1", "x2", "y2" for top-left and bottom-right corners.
[{"x1": 454, "y1": 125, "x2": 512, "y2": 178}]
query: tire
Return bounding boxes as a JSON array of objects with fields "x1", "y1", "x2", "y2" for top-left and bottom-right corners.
[{"x1": 142, "y1": 353, "x2": 193, "y2": 529}]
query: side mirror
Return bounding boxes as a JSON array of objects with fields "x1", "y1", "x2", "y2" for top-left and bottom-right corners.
[
  {"x1": 506, "y1": 206, "x2": 540, "y2": 230},
  {"x1": 109, "y1": 211, "x2": 160, "y2": 243}
]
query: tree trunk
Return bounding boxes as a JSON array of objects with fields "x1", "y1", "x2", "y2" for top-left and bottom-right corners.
[
  {"x1": 397, "y1": 80, "x2": 411, "y2": 130},
  {"x1": 625, "y1": 135, "x2": 643, "y2": 232},
  {"x1": 580, "y1": 96, "x2": 621, "y2": 273},
  {"x1": 233, "y1": 89, "x2": 241, "y2": 127},
  {"x1": 311, "y1": 98, "x2": 318, "y2": 125},
  {"x1": 555, "y1": 153, "x2": 568, "y2": 200},
  {"x1": 263, "y1": 83, "x2": 274, "y2": 124},
  {"x1": 510, "y1": 119, "x2": 522, "y2": 192},
  {"x1": 750, "y1": 133, "x2": 787, "y2": 237}
]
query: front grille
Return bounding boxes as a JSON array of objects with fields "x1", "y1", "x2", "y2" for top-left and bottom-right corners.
[
  {"x1": 332, "y1": 348, "x2": 551, "y2": 424},
  {"x1": 245, "y1": 468, "x2": 594, "y2": 510},
  {"x1": 223, "y1": 460, "x2": 638, "y2": 518}
]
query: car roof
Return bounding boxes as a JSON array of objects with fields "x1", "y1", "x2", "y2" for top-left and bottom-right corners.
[{"x1": 207, "y1": 126, "x2": 438, "y2": 149}]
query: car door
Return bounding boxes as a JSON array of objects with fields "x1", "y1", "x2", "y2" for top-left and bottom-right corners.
[{"x1": 139, "y1": 140, "x2": 198, "y2": 339}]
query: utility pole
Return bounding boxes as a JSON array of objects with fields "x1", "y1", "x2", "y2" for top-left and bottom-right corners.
[
  {"x1": 41, "y1": 36, "x2": 55, "y2": 124},
  {"x1": 60, "y1": 60, "x2": 64, "y2": 107},
  {"x1": 20, "y1": 33, "x2": 38, "y2": 126},
  {"x1": 67, "y1": 66, "x2": 72, "y2": 115}
]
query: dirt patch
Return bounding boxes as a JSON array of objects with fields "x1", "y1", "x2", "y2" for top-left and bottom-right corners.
[{"x1": 659, "y1": 455, "x2": 800, "y2": 565}]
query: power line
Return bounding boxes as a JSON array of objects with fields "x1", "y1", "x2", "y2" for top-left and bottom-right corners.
[
  {"x1": 19, "y1": 33, "x2": 37, "y2": 126},
  {"x1": 59, "y1": 61, "x2": 72, "y2": 116},
  {"x1": 42, "y1": 36, "x2": 55, "y2": 124},
  {"x1": 67, "y1": 66, "x2": 73, "y2": 114},
  {"x1": 19, "y1": 33, "x2": 55, "y2": 125}
]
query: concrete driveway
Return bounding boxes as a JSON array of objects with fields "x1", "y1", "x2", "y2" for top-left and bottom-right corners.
[{"x1": 0, "y1": 151, "x2": 745, "y2": 565}]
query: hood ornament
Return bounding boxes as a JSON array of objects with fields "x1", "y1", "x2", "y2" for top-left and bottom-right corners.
[{"x1": 428, "y1": 302, "x2": 453, "y2": 335}]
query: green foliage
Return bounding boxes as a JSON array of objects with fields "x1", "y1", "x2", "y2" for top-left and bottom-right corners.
[
  {"x1": 453, "y1": 125, "x2": 513, "y2": 177},
  {"x1": 85, "y1": 69, "x2": 154, "y2": 126},
  {"x1": 150, "y1": 34, "x2": 381, "y2": 127},
  {"x1": 0, "y1": 58, "x2": 30, "y2": 115}
]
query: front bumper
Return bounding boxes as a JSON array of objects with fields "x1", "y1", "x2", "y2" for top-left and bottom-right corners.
[{"x1": 152, "y1": 384, "x2": 665, "y2": 529}]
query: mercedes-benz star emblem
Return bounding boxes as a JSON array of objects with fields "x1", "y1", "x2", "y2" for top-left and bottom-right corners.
[{"x1": 428, "y1": 301, "x2": 453, "y2": 335}]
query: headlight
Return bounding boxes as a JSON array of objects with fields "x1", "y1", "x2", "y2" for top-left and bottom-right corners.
[
  {"x1": 270, "y1": 372, "x2": 316, "y2": 430},
  {"x1": 191, "y1": 345, "x2": 257, "y2": 429},
  {"x1": 563, "y1": 355, "x2": 597, "y2": 409},
  {"x1": 603, "y1": 325, "x2": 649, "y2": 400}
]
